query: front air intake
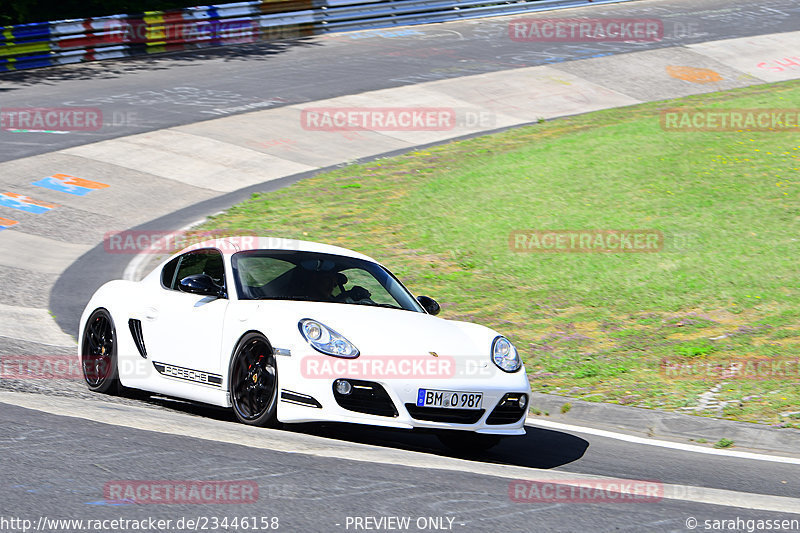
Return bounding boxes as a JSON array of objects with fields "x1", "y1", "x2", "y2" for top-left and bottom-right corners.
[{"x1": 333, "y1": 380, "x2": 398, "y2": 417}]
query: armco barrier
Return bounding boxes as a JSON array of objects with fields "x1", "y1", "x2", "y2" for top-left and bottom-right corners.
[{"x1": 0, "y1": 0, "x2": 634, "y2": 72}]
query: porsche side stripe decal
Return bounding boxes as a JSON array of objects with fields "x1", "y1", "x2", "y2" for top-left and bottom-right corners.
[{"x1": 152, "y1": 362, "x2": 223, "y2": 387}]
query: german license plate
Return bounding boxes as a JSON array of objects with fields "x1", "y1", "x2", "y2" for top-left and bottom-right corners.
[{"x1": 417, "y1": 389, "x2": 483, "y2": 409}]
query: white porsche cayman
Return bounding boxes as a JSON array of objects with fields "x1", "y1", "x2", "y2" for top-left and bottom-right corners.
[{"x1": 79, "y1": 237, "x2": 531, "y2": 450}]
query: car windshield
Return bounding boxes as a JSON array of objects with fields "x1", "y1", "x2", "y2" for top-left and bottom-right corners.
[{"x1": 231, "y1": 250, "x2": 424, "y2": 312}]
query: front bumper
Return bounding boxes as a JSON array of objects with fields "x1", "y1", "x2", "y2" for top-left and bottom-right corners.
[{"x1": 278, "y1": 374, "x2": 531, "y2": 435}]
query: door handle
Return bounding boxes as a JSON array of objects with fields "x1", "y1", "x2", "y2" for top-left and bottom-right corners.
[{"x1": 145, "y1": 307, "x2": 159, "y2": 320}]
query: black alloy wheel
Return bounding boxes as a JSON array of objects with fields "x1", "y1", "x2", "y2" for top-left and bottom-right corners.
[
  {"x1": 81, "y1": 308, "x2": 119, "y2": 393},
  {"x1": 230, "y1": 333, "x2": 279, "y2": 427}
]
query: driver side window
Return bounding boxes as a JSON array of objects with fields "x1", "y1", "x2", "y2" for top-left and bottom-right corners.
[
  {"x1": 340, "y1": 268, "x2": 396, "y2": 306},
  {"x1": 162, "y1": 249, "x2": 226, "y2": 291}
]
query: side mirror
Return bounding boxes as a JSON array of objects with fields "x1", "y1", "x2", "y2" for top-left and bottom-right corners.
[
  {"x1": 179, "y1": 274, "x2": 225, "y2": 298},
  {"x1": 417, "y1": 295, "x2": 440, "y2": 316}
]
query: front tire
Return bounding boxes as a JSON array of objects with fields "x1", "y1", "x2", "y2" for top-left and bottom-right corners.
[
  {"x1": 229, "y1": 333, "x2": 278, "y2": 427},
  {"x1": 81, "y1": 308, "x2": 119, "y2": 394},
  {"x1": 437, "y1": 431, "x2": 503, "y2": 453}
]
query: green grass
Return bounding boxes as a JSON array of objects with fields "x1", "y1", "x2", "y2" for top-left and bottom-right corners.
[
  {"x1": 198, "y1": 80, "x2": 800, "y2": 425},
  {"x1": 714, "y1": 438, "x2": 735, "y2": 449}
]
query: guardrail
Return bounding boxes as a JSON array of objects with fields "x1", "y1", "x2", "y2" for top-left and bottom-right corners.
[{"x1": 0, "y1": 0, "x2": 633, "y2": 72}]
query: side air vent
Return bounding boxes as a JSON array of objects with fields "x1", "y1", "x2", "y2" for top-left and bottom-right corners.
[{"x1": 128, "y1": 319, "x2": 147, "y2": 359}]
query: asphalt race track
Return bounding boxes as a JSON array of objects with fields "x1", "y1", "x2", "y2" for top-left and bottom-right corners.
[
  {"x1": 2, "y1": 0, "x2": 800, "y2": 531},
  {"x1": 1, "y1": 0, "x2": 799, "y2": 162},
  {"x1": 0, "y1": 400, "x2": 798, "y2": 533}
]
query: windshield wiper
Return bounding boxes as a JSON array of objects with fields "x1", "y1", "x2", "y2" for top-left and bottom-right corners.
[
  {"x1": 258, "y1": 295, "x2": 313, "y2": 301},
  {"x1": 360, "y1": 302, "x2": 403, "y2": 310}
]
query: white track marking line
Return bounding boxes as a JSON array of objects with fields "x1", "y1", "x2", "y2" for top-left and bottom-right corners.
[{"x1": 526, "y1": 418, "x2": 800, "y2": 465}]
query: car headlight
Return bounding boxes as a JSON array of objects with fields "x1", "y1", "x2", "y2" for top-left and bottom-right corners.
[
  {"x1": 298, "y1": 319, "x2": 359, "y2": 358},
  {"x1": 492, "y1": 336, "x2": 521, "y2": 373}
]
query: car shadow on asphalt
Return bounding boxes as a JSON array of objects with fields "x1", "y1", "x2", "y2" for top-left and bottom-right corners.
[
  {"x1": 134, "y1": 392, "x2": 589, "y2": 469},
  {"x1": 293, "y1": 423, "x2": 591, "y2": 469}
]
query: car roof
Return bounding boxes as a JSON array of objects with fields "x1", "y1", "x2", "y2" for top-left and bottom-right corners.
[{"x1": 183, "y1": 236, "x2": 379, "y2": 263}]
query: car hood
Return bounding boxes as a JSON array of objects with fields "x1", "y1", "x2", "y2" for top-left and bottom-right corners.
[{"x1": 235, "y1": 300, "x2": 497, "y2": 357}]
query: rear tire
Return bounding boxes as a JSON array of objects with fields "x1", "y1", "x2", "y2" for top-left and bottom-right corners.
[
  {"x1": 81, "y1": 308, "x2": 120, "y2": 394},
  {"x1": 437, "y1": 431, "x2": 503, "y2": 453},
  {"x1": 229, "y1": 333, "x2": 279, "y2": 427}
]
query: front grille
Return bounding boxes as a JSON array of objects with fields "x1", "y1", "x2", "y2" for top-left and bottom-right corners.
[
  {"x1": 333, "y1": 380, "x2": 398, "y2": 417},
  {"x1": 486, "y1": 393, "x2": 528, "y2": 425},
  {"x1": 405, "y1": 404, "x2": 485, "y2": 424}
]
